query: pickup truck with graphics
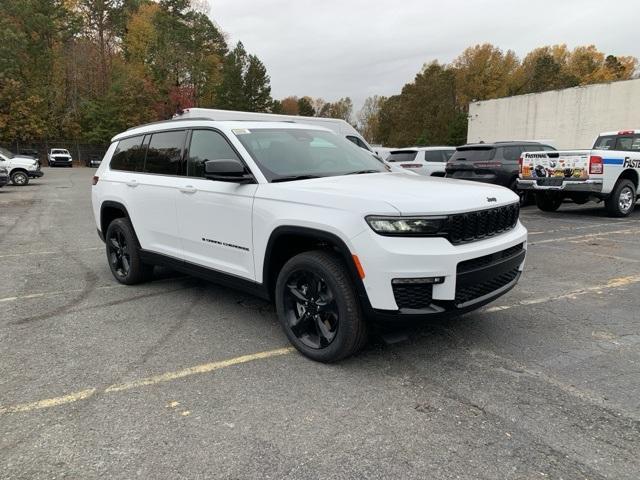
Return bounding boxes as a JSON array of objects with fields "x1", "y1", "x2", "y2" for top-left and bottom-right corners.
[{"x1": 518, "y1": 130, "x2": 640, "y2": 217}]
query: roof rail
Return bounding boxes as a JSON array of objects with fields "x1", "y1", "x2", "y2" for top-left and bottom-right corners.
[{"x1": 125, "y1": 117, "x2": 213, "y2": 131}]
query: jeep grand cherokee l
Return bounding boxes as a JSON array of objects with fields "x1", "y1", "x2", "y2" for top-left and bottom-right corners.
[{"x1": 92, "y1": 115, "x2": 527, "y2": 362}]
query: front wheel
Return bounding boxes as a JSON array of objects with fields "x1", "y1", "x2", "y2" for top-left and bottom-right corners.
[
  {"x1": 105, "y1": 218, "x2": 153, "y2": 285},
  {"x1": 605, "y1": 179, "x2": 636, "y2": 217},
  {"x1": 275, "y1": 250, "x2": 367, "y2": 363},
  {"x1": 10, "y1": 171, "x2": 29, "y2": 186},
  {"x1": 535, "y1": 192, "x2": 562, "y2": 212}
]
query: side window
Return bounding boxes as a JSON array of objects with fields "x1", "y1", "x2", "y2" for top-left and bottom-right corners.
[
  {"x1": 110, "y1": 136, "x2": 145, "y2": 172},
  {"x1": 187, "y1": 130, "x2": 241, "y2": 178},
  {"x1": 144, "y1": 130, "x2": 186, "y2": 175},
  {"x1": 424, "y1": 150, "x2": 449, "y2": 163},
  {"x1": 346, "y1": 135, "x2": 370, "y2": 151},
  {"x1": 631, "y1": 135, "x2": 640, "y2": 151},
  {"x1": 502, "y1": 146, "x2": 523, "y2": 161}
]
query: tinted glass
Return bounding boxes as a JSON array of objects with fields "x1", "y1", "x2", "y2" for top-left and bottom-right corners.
[
  {"x1": 424, "y1": 150, "x2": 453, "y2": 163},
  {"x1": 235, "y1": 128, "x2": 385, "y2": 181},
  {"x1": 631, "y1": 135, "x2": 640, "y2": 151},
  {"x1": 187, "y1": 130, "x2": 240, "y2": 178},
  {"x1": 144, "y1": 130, "x2": 186, "y2": 175},
  {"x1": 502, "y1": 146, "x2": 524, "y2": 161},
  {"x1": 387, "y1": 151, "x2": 418, "y2": 162},
  {"x1": 615, "y1": 136, "x2": 635, "y2": 152},
  {"x1": 450, "y1": 147, "x2": 496, "y2": 162},
  {"x1": 593, "y1": 135, "x2": 616, "y2": 150},
  {"x1": 110, "y1": 136, "x2": 145, "y2": 172}
]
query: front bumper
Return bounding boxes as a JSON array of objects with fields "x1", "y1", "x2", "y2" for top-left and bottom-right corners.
[
  {"x1": 28, "y1": 170, "x2": 44, "y2": 178},
  {"x1": 49, "y1": 158, "x2": 72, "y2": 166},
  {"x1": 517, "y1": 179, "x2": 603, "y2": 193},
  {"x1": 351, "y1": 222, "x2": 527, "y2": 316}
]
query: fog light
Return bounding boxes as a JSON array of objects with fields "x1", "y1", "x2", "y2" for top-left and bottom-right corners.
[{"x1": 392, "y1": 277, "x2": 444, "y2": 285}]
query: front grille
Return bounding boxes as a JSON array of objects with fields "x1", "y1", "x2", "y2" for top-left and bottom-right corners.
[
  {"x1": 455, "y1": 267, "x2": 519, "y2": 305},
  {"x1": 458, "y1": 243, "x2": 524, "y2": 274},
  {"x1": 447, "y1": 203, "x2": 519, "y2": 244},
  {"x1": 392, "y1": 283, "x2": 433, "y2": 310}
]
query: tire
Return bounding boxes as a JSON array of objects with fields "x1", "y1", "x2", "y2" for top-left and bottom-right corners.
[
  {"x1": 510, "y1": 179, "x2": 529, "y2": 206},
  {"x1": 10, "y1": 170, "x2": 29, "y2": 186},
  {"x1": 535, "y1": 192, "x2": 562, "y2": 212},
  {"x1": 275, "y1": 250, "x2": 367, "y2": 363},
  {"x1": 605, "y1": 179, "x2": 636, "y2": 218},
  {"x1": 105, "y1": 218, "x2": 153, "y2": 285}
]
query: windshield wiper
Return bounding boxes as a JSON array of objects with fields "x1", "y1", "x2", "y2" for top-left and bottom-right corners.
[
  {"x1": 344, "y1": 169, "x2": 381, "y2": 175},
  {"x1": 271, "y1": 174, "x2": 322, "y2": 183}
]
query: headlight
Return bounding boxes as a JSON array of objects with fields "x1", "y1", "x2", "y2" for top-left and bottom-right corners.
[{"x1": 365, "y1": 216, "x2": 446, "y2": 236}]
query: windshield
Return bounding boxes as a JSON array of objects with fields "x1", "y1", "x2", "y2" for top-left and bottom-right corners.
[
  {"x1": 234, "y1": 128, "x2": 386, "y2": 182},
  {"x1": 0, "y1": 147, "x2": 15, "y2": 159},
  {"x1": 52, "y1": 149, "x2": 69, "y2": 154}
]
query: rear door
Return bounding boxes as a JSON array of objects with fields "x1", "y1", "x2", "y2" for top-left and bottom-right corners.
[
  {"x1": 133, "y1": 130, "x2": 185, "y2": 258},
  {"x1": 176, "y1": 129, "x2": 257, "y2": 279}
]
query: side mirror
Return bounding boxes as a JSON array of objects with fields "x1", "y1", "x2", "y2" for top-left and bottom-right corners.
[{"x1": 204, "y1": 158, "x2": 254, "y2": 183}]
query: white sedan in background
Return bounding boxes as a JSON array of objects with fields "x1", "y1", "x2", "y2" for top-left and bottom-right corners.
[{"x1": 386, "y1": 147, "x2": 456, "y2": 176}]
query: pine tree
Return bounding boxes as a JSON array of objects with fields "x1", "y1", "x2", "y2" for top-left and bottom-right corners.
[
  {"x1": 297, "y1": 96, "x2": 315, "y2": 116},
  {"x1": 216, "y1": 42, "x2": 248, "y2": 110},
  {"x1": 244, "y1": 54, "x2": 272, "y2": 112}
]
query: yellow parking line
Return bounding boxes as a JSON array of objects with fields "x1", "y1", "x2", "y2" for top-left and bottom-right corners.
[
  {"x1": 0, "y1": 347, "x2": 295, "y2": 415},
  {"x1": 484, "y1": 274, "x2": 640, "y2": 313}
]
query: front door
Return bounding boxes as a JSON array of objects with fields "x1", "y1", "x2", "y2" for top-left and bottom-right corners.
[{"x1": 176, "y1": 129, "x2": 257, "y2": 280}]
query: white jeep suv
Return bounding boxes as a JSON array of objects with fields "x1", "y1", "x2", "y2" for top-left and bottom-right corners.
[{"x1": 92, "y1": 118, "x2": 527, "y2": 362}]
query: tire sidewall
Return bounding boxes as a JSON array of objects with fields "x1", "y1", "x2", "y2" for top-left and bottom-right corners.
[
  {"x1": 275, "y1": 253, "x2": 361, "y2": 362},
  {"x1": 11, "y1": 171, "x2": 28, "y2": 186},
  {"x1": 609, "y1": 179, "x2": 636, "y2": 217},
  {"x1": 105, "y1": 218, "x2": 140, "y2": 284}
]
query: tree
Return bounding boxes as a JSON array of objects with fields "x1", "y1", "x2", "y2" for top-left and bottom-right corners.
[
  {"x1": 297, "y1": 96, "x2": 315, "y2": 116},
  {"x1": 244, "y1": 54, "x2": 272, "y2": 112},
  {"x1": 216, "y1": 42, "x2": 248, "y2": 110},
  {"x1": 323, "y1": 97, "x2": 353, "y2": 122},
  {"x1": 280, "y1": 96, "x2": 299, "y2": 115},
  {"x1": 357, "y1": 95, "x2": 386, "y2": 143}
]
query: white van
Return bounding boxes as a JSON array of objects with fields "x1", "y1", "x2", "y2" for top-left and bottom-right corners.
[{"x1": 173, "y1": 108, "x2": 375, "y2": 153}]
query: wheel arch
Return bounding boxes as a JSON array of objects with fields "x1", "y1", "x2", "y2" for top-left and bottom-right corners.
[
  {"x1": 100, "y1": 201, "x2": 132, "y2": 238},
  {"x1": 263, "y1": 226, "x2": 369, "y2": 306},
  {"x1": 617, "y1": 169, "x2": 639, "y2": 190}
]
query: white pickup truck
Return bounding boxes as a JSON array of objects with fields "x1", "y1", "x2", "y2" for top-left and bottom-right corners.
[{"x1": 518, "y1": 130, "x2": 640, "y2": 217}]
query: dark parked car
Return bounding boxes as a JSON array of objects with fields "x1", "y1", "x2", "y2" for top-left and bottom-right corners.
[
  {"x1": 86, "y1": 153, "x2": 103, "y2": 167},
  {"x1": 0, "y1": 167, "x2": 9, "y2": 188},
  {"x1": 446, "y1": 141, "x2": 556, "y2": 203}
]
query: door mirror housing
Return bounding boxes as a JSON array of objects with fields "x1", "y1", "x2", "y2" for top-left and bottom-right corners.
[{"x1": 204, "y1": 158, "x2": 254, "y2": 183}]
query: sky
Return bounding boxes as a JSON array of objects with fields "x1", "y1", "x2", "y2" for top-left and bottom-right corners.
[{"x1": 209, "y1": 0, "x2": 640, "y2": 114}]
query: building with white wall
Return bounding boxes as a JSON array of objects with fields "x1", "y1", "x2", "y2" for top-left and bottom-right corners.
[{"x1": 467, "y1": 78, "x2": 640, "y2": 149}]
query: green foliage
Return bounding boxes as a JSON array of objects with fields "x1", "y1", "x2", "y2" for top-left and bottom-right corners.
[
  {"x1": 0, "y1": 0, "x2": 269, "y2": 143},
  {"x1": 297, "y1": 97, "x2": 315, "y2": 116}
]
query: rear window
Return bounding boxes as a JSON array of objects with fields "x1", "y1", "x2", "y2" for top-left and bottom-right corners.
[
  {"x1": 593, "y1": 135, "x2": 616, "y2": 150},
  {"x1": 424, "y1": 150, "x2": 454, "y2": 163},
  {"x1": 110, "y1": 136, "x2": 146, "y2": 172},
  {"x1": 450, "y1": 147, "x2": 496, "y2": 162},
  {"x1": 387, "y1": 151, "x2": 418, "y2": 162}
]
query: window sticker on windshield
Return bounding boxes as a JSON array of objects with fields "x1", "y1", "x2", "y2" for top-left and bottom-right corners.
[{"x1": 232, "y1": 128, "x2": 251, "y2": 135}]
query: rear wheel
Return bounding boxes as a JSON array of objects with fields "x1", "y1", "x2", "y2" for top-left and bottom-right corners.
[
  {"x1": 535, "y1": 192, "x2": 562, "y2": 212},
  {"x1": 105, "y1": 218, "x2": 153, "y2": 284},
  {"x1": 605, "y1": 179, "x2": 636, "y2": 217},
  {"x1": 10, "y1": 171, "x2": 29, "y2": 186},
  {"x1": 510, "y1": 179, "x2": 530, "y2": 206},
  {"x1": 275, "y1": 250, "x2": 367, "y2": 363}
]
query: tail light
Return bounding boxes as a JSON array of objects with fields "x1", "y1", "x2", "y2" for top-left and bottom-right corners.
[
  {"x1": 518, "y1": 157, "x2": 523, "y2": 174},
  {"x1": 92, "y1": 176, "x2": 99, "y2": 185},
  {"x1": 589, "y1": 156, "x2": 603, "y2": 175}
]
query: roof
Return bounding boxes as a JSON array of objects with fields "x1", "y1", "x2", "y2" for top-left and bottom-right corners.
[
  {"x1": 460, "y1": 141, "x2": 549, "y2": 148},
  {"x1": 599, "y1": 129, "x2": 640, "y2": 136},
  {"x1": 113, "y1": 119, "x2": 333, "y2": 142},
  {"x1": 389, "y1": 146, "x2": 456, "y2": 152}
]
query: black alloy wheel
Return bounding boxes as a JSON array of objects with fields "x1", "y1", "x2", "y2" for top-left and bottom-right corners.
[
  {"x1": 107, "y1": 229, "x2": 131, "y2": 279},
  {"x1": 283, "y1": 269, "x2": 339, "y2": 349}
]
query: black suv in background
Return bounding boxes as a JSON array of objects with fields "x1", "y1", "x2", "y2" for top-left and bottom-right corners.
[{"x1": 446, "y1": 141, "x2": 556, "y2": 203}]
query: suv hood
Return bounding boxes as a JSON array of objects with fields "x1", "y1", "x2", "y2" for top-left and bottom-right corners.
[
  {"x1": 263, "y1": 172, "x2": 519, "y2": 215},
  {"x1": 8, "y1": 155, "x2": 37, "y2": 166}
]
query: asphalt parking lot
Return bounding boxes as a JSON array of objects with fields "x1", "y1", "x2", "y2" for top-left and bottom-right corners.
[{"x1": 1, "y1": 167, "x2": 639, "y2": 480}]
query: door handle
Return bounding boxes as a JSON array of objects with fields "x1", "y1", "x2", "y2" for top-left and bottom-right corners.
[
  {"x1": 179, "y1": 185, "x2": 197, "y2": 194},
  {"x1": 126, "y1": 180, "x2": 139, "y2": 188}
]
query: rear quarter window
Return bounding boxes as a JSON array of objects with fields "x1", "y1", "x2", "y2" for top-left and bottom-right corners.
[
  {"x1": 424, "y1": 150, "x2": 453, "y2": 162},
  {"x1": 110, "y1": 136, "x2": 146, "y2": 172}
]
